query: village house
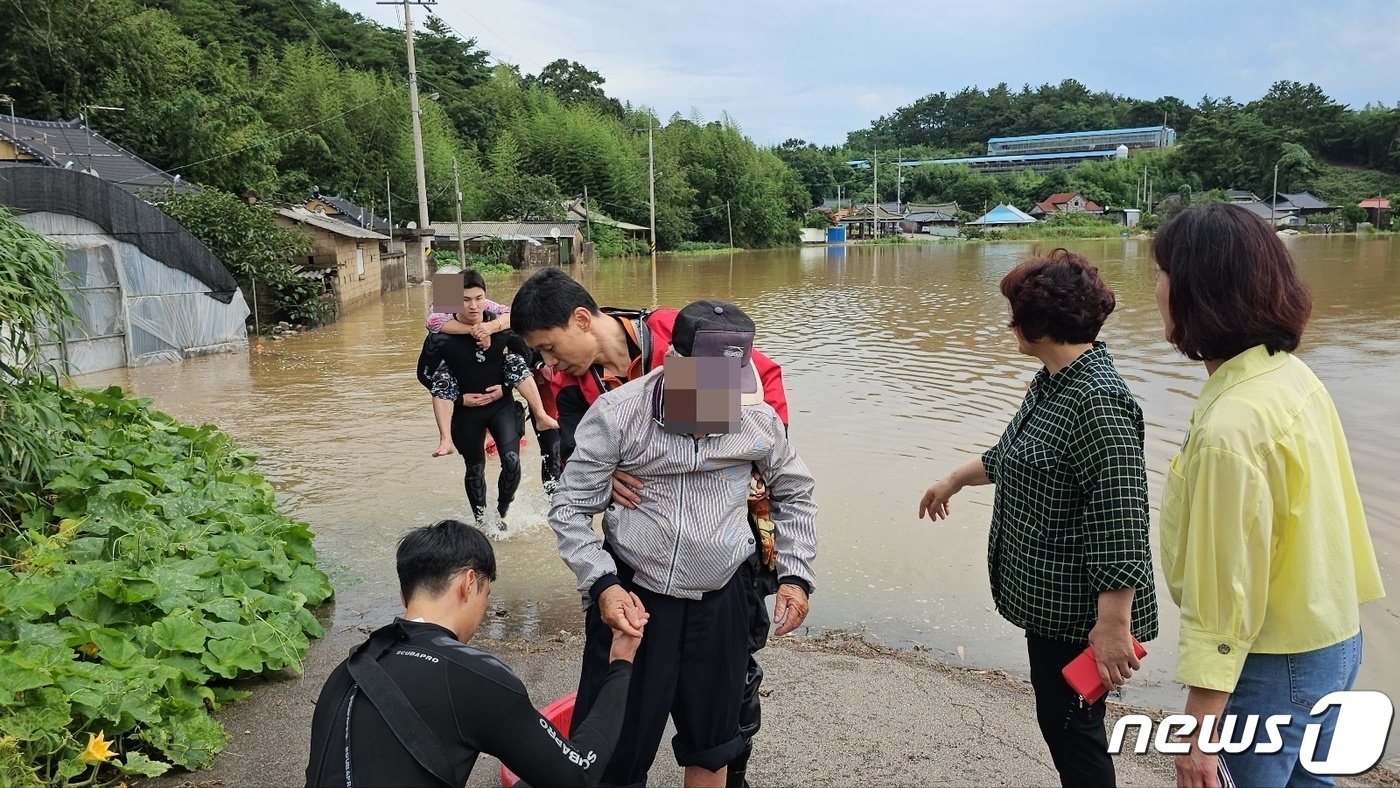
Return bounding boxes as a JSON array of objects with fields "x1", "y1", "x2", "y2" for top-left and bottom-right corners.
[
  {"x1": 839, "y1": 203, "x2": 904, "y2": 238},
  {"x1": 1257, "y1": 192, "x2": 1331, "y2": 217},
  {"x1": 563, "y1": 197, "x2": 648, "y2": 242},
  {"x1": 900, "y1": 202, "x2": 961, "y2": 236},
  {"x1": 428, "y1": 221, "x2": 586, "y2": 267},
  {"x1": 276, "y1": 206, "x2": 391, "y2": 317},
  {"x1": 0, "y1": 114, "x2": 193, "y2": 194},
  {"x1": 967, "y1": 204, "x2": 1037, "y2": 230},
  {"x1": 1029, "y1": 191, "x2": 1102, "y2": 218},
  {"x1": 1359, "y1": 198, "x2": 1391, "y2": 228}
]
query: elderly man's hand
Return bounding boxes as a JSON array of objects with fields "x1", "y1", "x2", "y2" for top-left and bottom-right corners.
[
  {"x1": 772, "y1": 583, "x2": 809, "y2": 636},
  {"x1": 598, "y1": 585, "x2": 648, "y2": 638}
]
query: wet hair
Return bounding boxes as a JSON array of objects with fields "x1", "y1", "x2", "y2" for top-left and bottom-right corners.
[
  {"x1": 1152, "y1": 204, "x2": 1311, "y2": 361},
  {"x1": 999, "y1": 248, "x2": 1116, "y2": 344},
  {"x1": 509, "y1": 267, "x2": 599, "y2": 334},
  {"x1": 396, "y1": 519, "x2": 496, "y2": 602},
  {"x1": 463, "y1": 269, "x2": 487, "y2": 293}
]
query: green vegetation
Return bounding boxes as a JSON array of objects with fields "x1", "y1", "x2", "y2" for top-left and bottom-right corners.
[
  {"x1": 152, "y1": 189, "x2": 329, "y2": 327},
  {"x1": 0, "y1": 200, "x2": 332, "y2": 785},
  {"x1": 672, "y1": 241, "x2": 743, "y2": 254},
  {"x1": 0, "y1": 1, "x2": 806, "y2": 250},
  {"x1": 779, "y1": 80, "x2": 1399, "y2": 224}
]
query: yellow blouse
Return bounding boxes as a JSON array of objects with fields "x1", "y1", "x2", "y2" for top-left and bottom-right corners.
[{"x1": 1161, "y1": 345, "x2": 1384, "y2": 693}]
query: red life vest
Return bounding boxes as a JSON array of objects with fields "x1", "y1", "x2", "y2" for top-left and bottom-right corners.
[{"x1": 554, "y1": 308, "x2": 789, "y2": 424}]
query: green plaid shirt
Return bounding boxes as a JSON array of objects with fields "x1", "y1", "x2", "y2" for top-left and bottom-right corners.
[{"x1": 981, "y1": 343, "x2": 1159, "y2": 644}]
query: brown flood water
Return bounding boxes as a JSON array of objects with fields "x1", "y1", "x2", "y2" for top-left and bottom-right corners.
[{"x1": 78, "y1": 236, "x2": 1400, "y2": 766}]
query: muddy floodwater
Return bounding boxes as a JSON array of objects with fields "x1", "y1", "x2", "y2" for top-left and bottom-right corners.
[{"x1": 79, "y1": 235, "x2": 1400, "y2": 768}]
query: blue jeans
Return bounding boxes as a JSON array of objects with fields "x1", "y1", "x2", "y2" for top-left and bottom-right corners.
[{"x1": 1222, "y1": 631, "x2": 1363, "y2": 788}]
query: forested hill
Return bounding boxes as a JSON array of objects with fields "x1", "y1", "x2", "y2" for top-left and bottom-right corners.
[
  {"x1": 0, "y1": 0, "x2": 809, "y2": 248},
  {"x1": 777, "y1": 80, "x2": 1400, "y2": 216}
]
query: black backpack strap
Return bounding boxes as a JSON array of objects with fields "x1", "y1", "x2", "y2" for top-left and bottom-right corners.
[{"x1": 345, "y1": 626, "x2": 458, "y2": 787}]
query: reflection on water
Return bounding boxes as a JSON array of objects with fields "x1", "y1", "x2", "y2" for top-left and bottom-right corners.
[{"x1": 78, "y1": 236, "x2": 1400, "y2": 766}]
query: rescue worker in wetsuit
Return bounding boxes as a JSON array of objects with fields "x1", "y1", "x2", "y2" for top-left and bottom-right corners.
[
  {"x1": 305, "y1": 518, "x2": 647, "y2": 788},
  {"x1": 416, "y1": 269, "x2": 528, "y2": 527},
  {"x1": 509, "y1": 268, "x2": 795, "y2": 788}
]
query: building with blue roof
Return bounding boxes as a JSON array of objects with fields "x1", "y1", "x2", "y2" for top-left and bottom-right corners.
[{"x1": 986, "y1": 126, "x2": 1175, "y2": 156}]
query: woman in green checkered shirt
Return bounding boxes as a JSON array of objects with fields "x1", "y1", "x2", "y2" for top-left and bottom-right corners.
[{"x1": 918, "y1": 249, "x2": 1159, "y2": 788}]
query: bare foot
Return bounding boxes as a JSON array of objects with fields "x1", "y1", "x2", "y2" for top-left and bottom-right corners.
[{"x1": 432, "y1": 440, "x2": 457, "y2": 457}]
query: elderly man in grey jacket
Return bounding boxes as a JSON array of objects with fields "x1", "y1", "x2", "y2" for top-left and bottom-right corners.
[{"x1": 549, "y1": 299, "x2": 817, "y2": 788}]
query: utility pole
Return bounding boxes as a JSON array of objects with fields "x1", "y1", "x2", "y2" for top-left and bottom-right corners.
[
  {"x1": 452, "y1": 156, "x2": 464, "y2": 265},
  {"x1": 380, "y1": 0, "x2": 434, "y2": 242},
  {"x1": 726, "y1": 201, "x2": 734, "y2": 249},
  {"x1": 1271, "y1": 163, "x2": 1279, "y2": 224},
  {"x1": 1147, "y1": 171, "x2": 1154, "y2": 216},
  {"x1": 896, "y1": 149, "x2": 902, "y2": 208},
  {"x1": 647, "y1": 115, "x2": 657, "y2": 253},
  {"x1": 872, "y1": 145, "x2": 879, "y2": 239},
  {"x1": 582, "y1": 185, "x2": 593, "y2": 242}
]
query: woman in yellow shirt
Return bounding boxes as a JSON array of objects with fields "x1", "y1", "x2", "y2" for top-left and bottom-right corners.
[{"x1": 1152, "y1": 204, "x2": 1385, "y2": 788}]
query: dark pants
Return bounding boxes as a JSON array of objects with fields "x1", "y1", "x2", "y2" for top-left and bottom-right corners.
[
  {"x1": 451, "y1": 399, "x2": 522, "y2": 521},
  {"x1": 729, "y1": 554, "x2": 775, "y2": 788},
  {"x1": 1027, "y1": 633, "x2": 1116, "y2": 788},
  {"x1": 573, "y1": 563, "x2": 750, "y2": 788}
]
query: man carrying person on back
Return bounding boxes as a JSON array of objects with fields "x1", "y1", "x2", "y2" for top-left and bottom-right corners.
[
  {"x1": 416, "y1": 269, "x2": 529, "y2": 528},
  {"x1": 510, "y1": 268, "x2": 791, "y2": 787},
  {"x1": 546, "y1": 299, "x2": 818, "y2": 788}
]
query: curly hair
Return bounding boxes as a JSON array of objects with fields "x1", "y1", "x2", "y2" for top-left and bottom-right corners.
[
  {"x1": 999, "y1": 248, "x2": 1116, "y2": 344},
  {"x1": 1152, "y1": 203, "x2": 1311, "y2": 361}
]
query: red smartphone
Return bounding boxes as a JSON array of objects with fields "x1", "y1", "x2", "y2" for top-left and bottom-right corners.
[{"x1": 1061, "y1": 638, "x2": 1147, "y2": 704}]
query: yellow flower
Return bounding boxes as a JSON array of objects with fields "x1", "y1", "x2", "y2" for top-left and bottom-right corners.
[
  {"x1": 79, "y1": 731, "x2": 115, "y2": 764},
  {"x1": 78, "y1": 642, "x2": 100, "y2": 659}
]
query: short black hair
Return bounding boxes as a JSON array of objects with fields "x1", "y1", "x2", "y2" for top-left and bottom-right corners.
[
  {"x1": 1152, "y1": 203, "x2": 1311, "y2": 361},
  {"x1": 396, "y1": 519, "x2": 497, "y2": 602},
  {"x1": 999, "y1": 248, "x2": 1116, "y2": 344},
  {"x1": 463, "y1": 269, "x2": 487, "y2": 292},
  {"x1": 509, "y1": 267, "x2": 598, "y2": 334}
]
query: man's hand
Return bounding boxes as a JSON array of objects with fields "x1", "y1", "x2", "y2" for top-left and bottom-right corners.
[
  {"x1": 468, "y1": 320, "x2": 494, "y2": 348},
  {"x1": 608, "y1": 602, "x2": 645, "y2": 663},
  {"x1": 1174, "y1": 746, "x2": 1220, "y2": 788},
  {"x1": 772, "y1": 583, "x2": 809, "y2": 636},
  {"x1": 461, "y1": 385, "x2": 504, "y2": 407},
  {"x1": 598, "y1": 585, "x2": 649, "y2": 638},
  {"x1": 918, "y1": 477, "x2": 959, "y2": 521},
  {"x1": 534, "y1": 411, "x2": 560, "y2": 432},
  {"x1": 1088, "y1": 616, "x2": 1141, "y2": 690},
  {"x1": 610, "y1": 471, "x2": 644, "y2": 509}
]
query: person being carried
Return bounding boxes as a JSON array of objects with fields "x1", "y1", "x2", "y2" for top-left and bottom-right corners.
[
  {"x1": 549, "y1": 300, "x2": 818, "y2": 788},
  {"x1": 423, "y1": 272, "x2": 559, "y2": 464},
  {"x1": 416, "y1": 270, "x2": 535, "y2": 527},
  {"x1": 510, "y1": 268, "x2": 790, "y2": 788},
  {"x1": 305, "y1": 518, "x2": 647, "y2": 788}
]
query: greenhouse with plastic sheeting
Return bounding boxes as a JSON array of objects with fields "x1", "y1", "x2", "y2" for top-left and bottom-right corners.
[{"x1": 0, "y1": 165, "x2": 249, "y2": 375}]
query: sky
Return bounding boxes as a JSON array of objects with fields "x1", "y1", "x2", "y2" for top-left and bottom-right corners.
[{"x1": 336, "y1": 0, "x2": 1400, "y2": 147}]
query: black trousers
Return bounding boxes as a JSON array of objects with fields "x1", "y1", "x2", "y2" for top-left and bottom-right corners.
[
  {"x1": 573, "y1": 563, "x2": 749, "y2": 788},
  {"x1": 1026, "y1": 632, "x2": 1116, "y2": 788},
  {"x1": 450, "y1": 399, "x2": 522, "y2": 520}
]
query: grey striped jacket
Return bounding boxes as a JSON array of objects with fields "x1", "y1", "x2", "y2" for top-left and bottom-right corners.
[{"x1": 549, "y1": 368, "x2": 818, "y2": 605}]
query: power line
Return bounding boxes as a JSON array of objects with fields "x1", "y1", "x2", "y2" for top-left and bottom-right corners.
[
  {"x1": 285, "y1": 0, "x2": 349, "y2": 71},
  {"x1": 116, "y1": 92, "x2": 393, "y2": 183},
  {"x1": 425, "y1": 11, "x2": 537, "y2": 72}
]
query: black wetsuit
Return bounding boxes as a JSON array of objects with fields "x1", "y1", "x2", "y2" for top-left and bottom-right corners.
[
  {"x1": 306, "y1": 619, "x2": 631, "y2": 788},
  {"x1": 416, "y1": 312, "x2": 527, "y2": 521}
]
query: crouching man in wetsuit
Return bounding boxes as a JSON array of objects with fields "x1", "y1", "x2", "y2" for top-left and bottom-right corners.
[{"x1": 305, "y1": 518, "x2": 647, "y2": 788}]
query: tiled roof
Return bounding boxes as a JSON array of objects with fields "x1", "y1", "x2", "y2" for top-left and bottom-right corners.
[
  {"x1": 429, "y1": 222, "x2": 580, "y2": 240},
  {"x1": 277, "y1": 206, "x2": 388, "y2": 240},
  {"x1": 0, "y1": 115, "x2": 189, "y2": 193}
]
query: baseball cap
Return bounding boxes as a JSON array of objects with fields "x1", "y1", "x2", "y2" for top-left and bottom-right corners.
[{"x1": 671, "y1": 300, "x2": 761, "y2": 398}]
